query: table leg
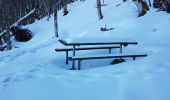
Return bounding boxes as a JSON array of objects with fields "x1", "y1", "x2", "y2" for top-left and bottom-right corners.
[
  {"x1": 119, "y1": 44, "x2": 123, "y2": 60},
  {"x1": 109, "y1": 48, "x2": 111, "y2": 54},
  {"x1": 66, "y1": 51, "x2": 69, "y2": 64},
  {"x1": 73, "y1": 45, "x2": 76, "y2": 56},
  {"x1": 72, "y1": 45, "x2": 76, "y2": 70},
  {"x1": 78, "y1": 60, "x2": 82, "y2": 70},
  {"x1": 120, "y1": 44, "x2": 122, "y2": 53}
]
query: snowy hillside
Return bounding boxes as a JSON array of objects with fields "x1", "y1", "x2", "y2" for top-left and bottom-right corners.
[{"x1": 0, "y1": 0, "x2": 170, "y2": 100}]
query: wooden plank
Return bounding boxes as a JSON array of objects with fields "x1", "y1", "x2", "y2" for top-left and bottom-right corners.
[
  {"x1": 59, "y1": 39, "x2": 138, "y2": 46},
  {"x1": 55, "y1": 46, "x2": 120, "y2": 51},
  {"x1": 69, "y1": 54, "x2": 147, "y2": 60},
  {"x1": 59, "y1": 39, "x2": 68, "y2": 45},
  {"x1": 62, "y1": 42, "x2": 137, "y2": 46}
]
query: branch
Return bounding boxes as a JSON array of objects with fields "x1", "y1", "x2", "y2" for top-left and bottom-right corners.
[{"x1": 0, "y1": 8, "x2": 38, "y2": 36}]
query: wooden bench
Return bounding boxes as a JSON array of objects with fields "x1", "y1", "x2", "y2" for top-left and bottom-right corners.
[
  {"x1": 55, "y1": 46, "x2": 120, "y2": 64},
  {"x1": 56, "y1": 38, "x2": 146, "y2": 70},
  {"x1": 68, "y1": 53, "x2": 147, "y2": 70}
]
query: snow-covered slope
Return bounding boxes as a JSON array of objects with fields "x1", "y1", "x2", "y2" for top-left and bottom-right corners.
[{"x1": 0, "y1": 0, "x2": 170, "y2": 100}]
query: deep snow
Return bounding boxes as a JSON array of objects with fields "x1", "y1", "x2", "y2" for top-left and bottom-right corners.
[{"x1": 0, "y1": 0, "x2": 170, "y2": 100}]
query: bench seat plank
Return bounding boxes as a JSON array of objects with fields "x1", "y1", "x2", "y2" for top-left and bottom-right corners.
[
  {"x1": 55, "y1": 46, "x2": 121, "y2": 64},
  {"x1": 69, "y1": 53, "x2": 147, "y2": 60},
  {"x1": 55, "y1": 46, "x2": 120, "y2": 51},
  {"x1": 69, "y1": 53, "x2": 147, "y2": 70}
]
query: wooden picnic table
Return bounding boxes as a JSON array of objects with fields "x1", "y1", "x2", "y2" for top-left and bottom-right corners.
[
  {"x1": 59, "y1": 37, "x2": 137, "y2": 55},
  {"x1": 58, "y1": 37, "x2": 138, "y2": 70}
]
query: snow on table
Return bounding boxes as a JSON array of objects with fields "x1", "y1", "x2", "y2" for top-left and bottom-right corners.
[{"x1": 62, "y1": 37, "x2": 137, "y2": 44}]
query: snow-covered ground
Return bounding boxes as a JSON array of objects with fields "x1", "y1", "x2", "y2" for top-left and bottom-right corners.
[{"x1": 0, "y1": 0, "x2": 170, "y2": 100}]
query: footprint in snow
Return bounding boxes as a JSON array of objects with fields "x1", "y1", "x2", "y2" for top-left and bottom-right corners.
[
  {"x1": 112, "y1": 70, "x2": 127, "y2": 75},
  {"x1": 0, "y1": 76, "x2": 13, "y2": 92},
  {"x1": 0, "y1": 56, "x2": 11, "y2": 63},
  {"x1": 1, "y1": 76, "x2": 12, "y2": 83},
  {"x1": 0, "y1": 58, "x2": 5, "y2": 63},
  {"x1": 30, "y1": 49, "x2": 37, "y2": 53},
  {"x1": 79, "y1": 74, "x2": 104, "y2": 80},
  {"x1": 152, "y1": 28, "x2": 157, "y2": 32},
  {"x1": 52, "y1": 73, "x2": 65, "y2": 78},
  {"x1": 12, "y1": 71, "x2": 38, "y2": 82},
  {"x1": 35, "y1": 63, "x2": 44, "y2": 68},
  {"x1": 24, "y1": 74, "x2": 37, "y2": 80},
  {"x1": 29, "y1": 68, "x2": 40, "y2": 73},
  {"x1": 3, "y1": 51, "x2": 27, "y2": 62}
]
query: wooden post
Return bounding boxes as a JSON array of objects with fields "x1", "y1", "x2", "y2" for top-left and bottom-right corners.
[
  {"x1": 120, "y1": 44, "x2": 122, "y2": 53},
  {"x1": 66, "y1": 51, "x2": 69, "y2": 64},
  {"x1": 133, "y1": 57, "x2": 136, "y2": 60},
  {"x1": 109, "y1": 48, "x2": 112, "y2": 54},
  {"x1": 72, "y1": 45, "x2": 76, "y2": 70},
  {"x1": 78, "y1": 60, "x2": 81, "y2": 70},
  {"x1": 73, "y1": 45, "x2": 76, "y2": 56}
]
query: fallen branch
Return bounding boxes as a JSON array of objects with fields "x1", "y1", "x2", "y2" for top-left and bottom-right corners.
[{"x1": 0, "y1": 8, "x2": 38, "y2": 36}]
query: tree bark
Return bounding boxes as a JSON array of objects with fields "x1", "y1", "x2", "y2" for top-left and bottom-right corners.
[
  {"x1": 97, "y1": 0, "x2": 103, "y2": 20},
  {"x1": 54, "y1": 5, "x2": 58, "y2": 37},
  {"x1": 133, "y1": 0, "x2": 149, "y2": 17},
  {"x1": 148, "y1": 0, "x2": 151, "y2": 7},
  {"x1": 63, "y1": 0, "x2": 69, "y2": 16},
  {"x1": 39, "y1": 0, "x2": 50, "y2": 21},
  {"x1": 6, "y1": 26, "x2": 12, "y2": 50}
]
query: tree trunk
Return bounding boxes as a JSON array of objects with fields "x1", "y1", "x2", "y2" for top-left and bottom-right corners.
[
  {"x1": 54, "y1": 6, "x2": 58, "y2": 37},
  {"x1": 162, "y1": 0, "x2": 170, "y2": 13},
  {"x1": 40, "y1": 0, "x2": 50, "y2": 21},
  {"x1": 6, "y1": 26, "x2": 12, "y2": 50},
  {"x1": 63, "y1": 0, "x2": 69, "y2": 16},
  {"x1": 4, "y1": 0, "x2": 12, "y2": 50},
  {"x1": 97, "y1": 0, "x2": 103, "y2": 20},
  {"x1": 133, "y1": 0, "x2": 149, "y2": 17},
  {"x1": 133, "y1": 0, "x2": 143, "y2": 13},
  {"x1": 148, "y1": 0, "x2": 151, "y2": 7}
]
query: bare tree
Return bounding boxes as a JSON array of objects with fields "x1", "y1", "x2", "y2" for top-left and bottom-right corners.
[
  {"x1": 133, "y1": 0, "x2": 149, "y2": 17},
  {"x1": 5, "y1": 0, "x2": 12, "y2": 50},
  {"x1": 5, "y1": 26, "x2": 12, "y2": 50},
  {"x1": 39, "y1": 0, "x2": 50, "y2": 21},
  {"x1": 148, "y1": 0, "x2": 151, "y2": 7},
  {"x1": 161, "y1": 0, "x2": 170, "y2": 13},
  {"x1": 54, "y1": 2, "x2": 58, "y2": 37},
  {"x1": 63, "y1": 0, "x2": 69, "y2": 16},
  {"x1": 97, "y1": 0, "x2": 103, "y2": 20},
  {"x1": 0, "y1": 0, "x2": 79, "y2": 50}
]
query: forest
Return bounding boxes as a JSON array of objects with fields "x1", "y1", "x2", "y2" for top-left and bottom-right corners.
[{"x1": 0, "y1": 0, "x2": 170, "y2": 51}]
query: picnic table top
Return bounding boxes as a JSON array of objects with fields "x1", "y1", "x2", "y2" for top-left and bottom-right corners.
[{"x1": 59, "y1": 37, "x2": 138, "y2": 46}]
